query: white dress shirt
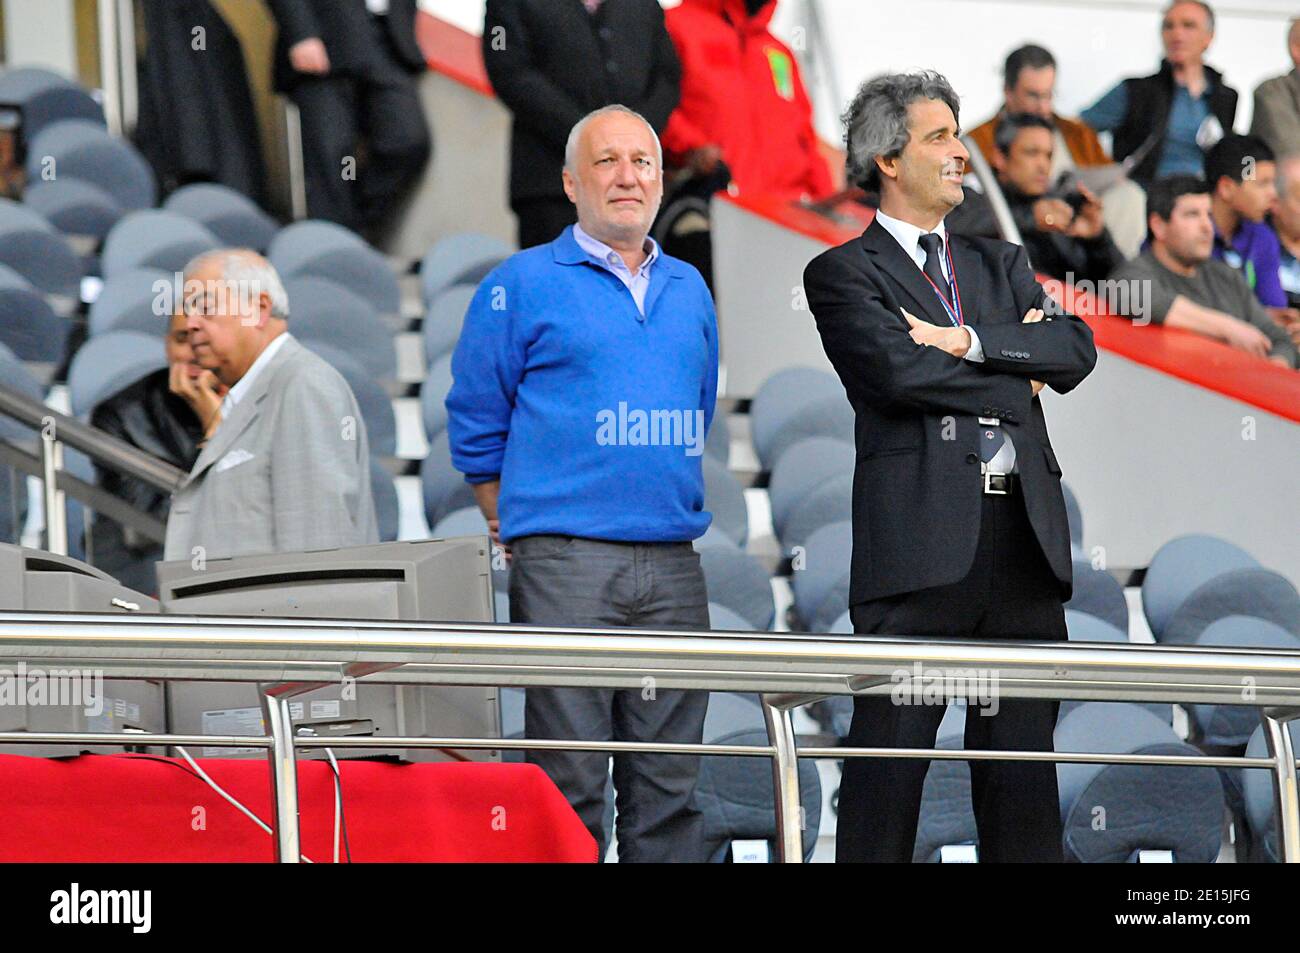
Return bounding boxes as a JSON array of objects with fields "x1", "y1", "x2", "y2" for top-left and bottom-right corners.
[
  {"x1": 365, "y1": 0, "x2": 390, "y2": 15},
  {"x1": 873, "y1": 209, "x2": 1016, "y2": 471},
  {"x1": 219, "y1": 331, "x2": 291, "y2": 421}
]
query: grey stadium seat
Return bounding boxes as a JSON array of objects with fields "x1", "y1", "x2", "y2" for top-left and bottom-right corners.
[
  {"x1": 704, "y1": 409, "x2": 729, "y2": 463},
  {"x1": 749, "y1": 366, "x2": 844, "y2": 468},
  {"x1": 370, "y1": 457, "x2": 399, "y2": 543},
  {"x1": 1186, "y1": 616, "x2": 1300, "y2": 749},
  {"x1": 421, "y1": 352, "x2": 454, "y2": 440},
  {"x1": 779, "y1": 470, "x2": 852, "y2": 555},
  {"x1": 419, "y1": 232, "x2": 511, "y2": 306},
  {"x1": 697, "y1": 544, "x2": 774, "y2": 630},
  {"x1": 1141, "y1": 534, "x2": 1259, "y2": 640},
  {"x1": 702, "y1": 453, "x2": 748, "y2": 547},
  {"x1": 0, "y1": 67, "x2": 104, "y2": 140},
  {"x1": 1056, "y1": 703, "x2": 1224, "y2": 862},
  {"x1": 702, "y1": 692, "x2": 764, "y2": 741},
  {"x1": 0, "y1": 197, "x2": 84, "y2": 296},
  {"x1": 1061, "y1": 610, "x2": 1171, "y2": 723},
  {"x1": 1159, "y1": 567, "x2": 1300, "y2": 646},
  {"x1": 269, "y1": 219, "x2": 400, "y2": 316},
  {"x1": 1061, "y1": 480, "x2": 1083, "y2": 550},
  {"x1": 762, "y1": 393, "x2": 855, "y2": 473},
  {"x1": 300, "y1": 341, "x2": 397, "y2": 457},
  {"x1": 914, "y1": 703, "x2": 978, "y2": 862},
  {"x1": 708, "y1": 602, "x2": 755, "y2": 632},
  {"x1": 432, "y1": 505, "x2": 488, "y2": 538},
  {"x1": 790, "y1": 519, "x2": 851, "y2": 633},
  {"x1": 423, "y1": 284, "x2": 475, "y2": 365},
  {"x1": 767, "y1": 436, "x2": 853, "y2": 541},
  {"x1": 27, "y1": 119, "x2": 157, "y2": 211},
  {"x1": 1064, "y1": 559, "x2": 1129, "y2": 635},
  {"x1": 100, "y1": 210, "x2": 220, "y2": 278},
  {"x1": 67, "y1": 331, "x2": 167, "y2": 417},
  {"x1": 420, "y1": 430, "x2": 476, "y2": 530},
  {"x1": 0, "y1": 262, "x2": 73, "y2": 362},
  {"x1": 0, "y1": 344, "x2": 41, "y2": 543},
  {"x1": 22, "y1": 176, "x2": 123, "y2": 240},
  {"x1": 87, "y1": 267, "x2": 172, "y2": 337},
  {"x1": 1242, "y1": 720, "x2": 1300, "y2": 862},
  {"x1": 281, "y1": 275, "x2": 396, "y2": 381},
  {"x1": 163, "y1": 183, "x2": 278, "y2": 251}
]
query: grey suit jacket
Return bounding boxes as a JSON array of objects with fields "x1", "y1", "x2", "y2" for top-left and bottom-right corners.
[
  {"x1": 1251, "y1": 69, "x2": 1300, "y2": 158},
  {"x1": 163, "y1": 334, "x2": 379, "y2": 562}
]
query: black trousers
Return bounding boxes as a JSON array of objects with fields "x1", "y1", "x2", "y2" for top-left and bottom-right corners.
[
  {"x1": 289, "y1": 22, "x2": 431, "y2": 235},
  {"x1": 837, "y1": 491, "x2": 1067, "y2": 863},
  {"x1": 508, "y1": 535, "x2": 710, "y2": 863},
  {"x1": 513, "y1": 197, "x2": 577, "y2": 249}
]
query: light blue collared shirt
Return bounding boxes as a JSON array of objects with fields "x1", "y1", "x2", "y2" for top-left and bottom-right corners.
[{"x1": 572, "y1": 222, "x2": 660, "y2": 316}]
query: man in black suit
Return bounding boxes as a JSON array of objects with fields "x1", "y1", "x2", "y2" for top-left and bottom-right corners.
[
  {"x1": 268, "y1": 0, "x2": 431, "y2": 236},
  {"x1": 803, "y1": 72, "x2": 1096, "y2": 863},
  {"x1": 483, "y1": 0, "x2": 680, "y2": 248}
]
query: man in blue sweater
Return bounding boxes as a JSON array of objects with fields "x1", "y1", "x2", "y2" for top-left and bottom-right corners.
[{"x1": 446, "y1": 105, "x2": 719, "y2": 862}]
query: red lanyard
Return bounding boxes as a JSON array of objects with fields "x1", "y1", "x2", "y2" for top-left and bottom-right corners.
[{"x1": 918, "y1": 239, "x2": 964, "y2": 327}]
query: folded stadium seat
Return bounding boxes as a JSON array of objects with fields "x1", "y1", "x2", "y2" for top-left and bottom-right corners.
[
  {"x1": 1061, "y1": 480, "x2": 1083, "y2": 553},
  {"x1": 694, "y1": 523, "x2": 738, "y2": 551},
  {"x1": 0, "y1": 197, "x2": 84, "y2": 297},
  {"x1": 299, "y1": 340, "x2": 397, "y2": 457},
  {"x1": 914, "y1": 702, "x2": 978, "y2": 862},
  {"x1": 778, "y1": 470, "x2": 853, "y2": 557},
  {"x1": 421, "y1": 352, "x2": 453, "y2": 440},
  {"x1": 0, "y1": 262, "x2": 73, "y2": 362},
  {"x1": 87, "y1": 267, "x2": 171, "y2": 336},
  {"x1": 268, "y1": 219, "x2": 401, "y2": 317},
  {"x1": 494, "y1": 588, "x2": 510, "y2": 624},
  {"x1": 26, "y1": 120, "x2": 157, "y2": 212},
  {"x1": 1141, "y1": 534, "x2": 1260, "y2": 641},
  {"x1": 1061, "y1": 609, "x2": 1172, "y2": 724},
  {"x1": 0, "y1": 67, "x2": 104, "y2": 141},
  {"x1": 419, "y1": 430, "x2": 476, "y2": 530},
  {"x1": 695, "y1": 727, "x2": 821, "y2": 862},
  {"x1": 100, "y1": 210, "x2": 219, "y2": 278},
  {"x1": 162, "y1": 183, "x2": 278, "y2": 252},
  {"x1": 704, "y1": 409, "x2": 729, "y2": 463},
  {"x1": 703, "y1": 693, "x2": 765, "y2": 742},
  {"x1": 422, "y1": 284, "x2": 475, "y2": 366},
  {"x1": 702, "y1": 454, "x2": 748, "y2": 547},
  {"x1": 748, "y1": 366, "x2": 844, "y2": 469},
  {"x1": 0, "y1": 342, "x2": 42, "y2": 541},
  {"x1": 697, "y1": 544, "x2": 775, "y2": 631},
  {"x1": 280, "y1": 275, "x2": 397, "y2": 381},
  {"x1": 1159, "y1": 568, "x2": 1300, "y2": 645},
  {"x1": 431, "y1": 505, "x2": 488, "y2": 538},
  {"x1": 419, "y1": 232, "x2": 512, "y2": 307},
  {"x1": 708, "y1": 602, "x2": 755, "y2": 631},
  {"x1": 1185, "y1": 616, "x2": 1300, "y2": 750},
  {"x1": 1055, "y1": 702, "x2": 1224, "y2": 862},
  {"x1": 767, "y1": 435, "x2": 854, "y2": 542},
  {"x1": 66, "y1": 330, "x2": 167, "y2": 418},
  {"x1": 22, "y1": 177, "x2": 123, "y2": 242},
  {"x1": 790, "y1": 519, "x2": 851, "y2": 633},
  {"x1": 368, "y1": 457, "x2": 399, "y2": 543},
  {"x1": 1064, "y1": 558, "x2": 1129, "y2": 635},
  {"x1": 828, "y1": 610, "x2": 852, "y2": 634},
  {"x1": 759, "y1": 393, "x2": 855, "y2": 473},
  {"x1": 1241, "y1": 720, "x2": 1300, "y2": 862}
]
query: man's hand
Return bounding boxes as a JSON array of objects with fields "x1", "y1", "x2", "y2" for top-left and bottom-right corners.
[
  {"x1": 289, "y1": 37, "x2": 331, "y2": 75},
  {"x1": 169, "y1": 363, "x2": 223, "y2": 438},
  {"x1": 903, "y1": 310, "x2": 970, "y2": 357},
  {"x1": 1218, "y1": 316, "x2": 1272, "y2": 358},
  {"x1": 1031, "y1": 197, "x2": 1074, "y2": 233},
  {"x1": 1063, "y1": 185, "x2": 1104, "y2": 240}
]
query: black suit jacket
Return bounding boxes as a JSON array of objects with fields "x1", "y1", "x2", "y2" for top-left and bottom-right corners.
[
  {"x1": 268, "y1": 0, "x2": 425, "y2": 92},
  {"x1": 803, "y1": 217, "x2": 1097, "y2": 606},
  {"x1": 482, "y1": 0, "x2": 680, "y2": 205}
]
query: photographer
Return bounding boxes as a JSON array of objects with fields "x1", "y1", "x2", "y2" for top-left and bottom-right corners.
[{"x1": 991, "y1": 113, "x2": 1125, "y2": 283}]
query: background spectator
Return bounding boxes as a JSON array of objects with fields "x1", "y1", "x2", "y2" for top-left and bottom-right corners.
[
  {"x1": 1205, "y1": 134, "x2": 1287, "y2": 313},
  {"x1": 267, "y1": 0, "x2": 431, "y2": 240},
  {"x1": 1082, "y1": 1, "x2": 1237, "y2": 187},
  {"x1": 990, "y1": 113, "x2": 1125, "y2": 283},
  {"x1": 1106, "y1": 175, "x2": 1296, "y2": 366},
  {"x1": 1270, "y1": 154, "x2": 1300, "y2": 334},
  {"x1": 1250, "y1": 18, "x2": 1300, "y2": 158},
  {"x1": 482, "y1": 0, "x2": 680, "y2": 248},
  {"x1": 969, "y1": 44, "x2": 1147, "y2": 256}
]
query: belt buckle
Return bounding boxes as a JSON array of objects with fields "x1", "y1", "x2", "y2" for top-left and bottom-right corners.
[{"x1": 982, "y1": 466, "x2": 1010, "y2": 495}]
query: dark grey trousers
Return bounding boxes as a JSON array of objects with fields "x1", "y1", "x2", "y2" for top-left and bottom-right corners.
[{"x1": 508, "y1": 535, "x2": 711, "y2": 863}]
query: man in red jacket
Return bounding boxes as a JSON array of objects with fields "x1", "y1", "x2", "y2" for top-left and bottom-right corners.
[{"x1": 664, "y1": 0, "x2": 834, "y2": 203}]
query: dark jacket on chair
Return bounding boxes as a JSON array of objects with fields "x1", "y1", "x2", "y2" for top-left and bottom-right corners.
[
  {"x1": 482, "y1": 0, "x2": 681, "y2": 206},
  {"x1": 268, "y1": 0, "x2": 426, "y2": 92},
  {"x1": 803, "y1": 218, "x2": 1097, "y2": 606}
]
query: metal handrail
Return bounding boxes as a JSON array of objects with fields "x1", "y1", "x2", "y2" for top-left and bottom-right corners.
[{"x1": 0, "y1": 612, "x2": 1297, "y2": 864}]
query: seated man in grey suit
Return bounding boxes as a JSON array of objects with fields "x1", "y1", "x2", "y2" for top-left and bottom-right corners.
[{"x1": 163, "y1": 250, "x2": 378, "y2": 563}]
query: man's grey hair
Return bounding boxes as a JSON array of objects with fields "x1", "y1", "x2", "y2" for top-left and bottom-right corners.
[
  {"x1": 183, "y1": 249, "x2": 290, "y2": 320},
  {"x1": 564, "y1": 104, "x2": 663, "y2": 173},
  {"x1": 1165, "y1": 0, "x2": 1214, "y2": 33},
  {"x1": 843, "y1": 71, "x2": 961, "y2": 191}
]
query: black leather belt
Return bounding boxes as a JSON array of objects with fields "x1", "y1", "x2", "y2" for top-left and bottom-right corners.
[{"x1": 981, "y1": 468, "x2": 1017, "y2": 495}]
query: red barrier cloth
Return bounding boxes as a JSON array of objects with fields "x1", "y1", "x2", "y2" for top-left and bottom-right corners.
[{"x1": 0, "y1": 754, "x2": 597, "y2": 862}]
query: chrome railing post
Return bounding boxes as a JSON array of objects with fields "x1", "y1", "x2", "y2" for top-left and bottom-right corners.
[
  {"x1": 1262, "y1": 709, "x2": 1300, "y2": 863},
  {"x1": 261, "y1": 687, "x2": 302, "y2": 864},
  {"x1": 40, "y1": 424, "x2": 67, "y2": 556},
  {"x1": 761, "y1": 694, "x2": 804, "y2": 864}
]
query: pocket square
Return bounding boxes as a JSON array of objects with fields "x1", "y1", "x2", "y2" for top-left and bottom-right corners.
[{"x1": 214, "y1": 448, "x2": 255, "y2": 473}]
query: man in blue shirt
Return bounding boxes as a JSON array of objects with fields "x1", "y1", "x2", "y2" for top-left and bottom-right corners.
[{"x1": 446, "y1": 104, "x2": 719, "y2": 862}]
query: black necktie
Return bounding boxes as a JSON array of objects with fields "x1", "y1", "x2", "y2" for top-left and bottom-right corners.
[{"x1": 918, "y1": 233, "x2": 953, "y2": 309}]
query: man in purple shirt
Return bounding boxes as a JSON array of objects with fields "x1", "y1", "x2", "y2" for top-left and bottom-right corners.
[{"x1": 1205, "y1": 135, "x2": 1289, "y2": 319}]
